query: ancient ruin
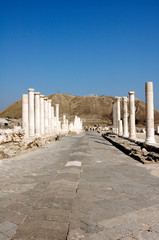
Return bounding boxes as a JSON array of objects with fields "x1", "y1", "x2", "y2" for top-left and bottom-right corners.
[{"x1": 22, "y1": 88, "x2": 83, "y2": 138}]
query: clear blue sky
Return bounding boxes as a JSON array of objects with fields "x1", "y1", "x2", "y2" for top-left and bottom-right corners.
[{"x1": 0, "y1": 0, "x2": 159, "y2": 111}]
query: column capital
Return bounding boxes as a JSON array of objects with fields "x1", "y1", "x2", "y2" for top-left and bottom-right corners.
[
  {"x1": 44, "y1": 97, "x2": 48, "y2": 101},
  {"x1": 114, "y1": 96, "x2": 121, "y2": 101},
  {"x1": 114, "y1": 96, "x2": 120, "y2": 98},
  {"x1": 122, "y1": 96, "x2": 128, "y2": 101},
  {"x1": 28, "y1": 88, "x2": 34, "y2": 92},
  {"x1": 129, "y1": 91, "x2": 135, "y2": 96},
  {"x1": 34, "y1": 92, "x2": 40, "y2": 95},
  {"x1": 40, "y1": 95, "x2": 45, "y2": 98},
  {"x1": 47, "y1": 99, "x2": 52, "y2": 103}
]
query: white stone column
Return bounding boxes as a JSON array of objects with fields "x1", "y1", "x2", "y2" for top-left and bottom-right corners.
[
  {"x1": 116, "y1": 97, "x2": 121, "y2": 133},
  {"x1": 63, "y1": 115, "x2": 66, "y2": 125},
  {"x1": 51, "y1": 106, "x2": 55, "y2": 133},
  {"x1": 55, "y1": 104, "x2": 59, "y2": 133},
  {"x1": 122, "y1": 97, "x2": 129, "y2": 137},
  {"x1": 113, "y1": 97, "x2": 121, "y2": 135},
  {"x1": 34, "y1": 92, "x2": 40, "y2": 136},
  {"x1": 22, "y1": 94, "x2": 28, "y2": 136},
  {"x1": 47, "y1": 99, "x2": 52, "y2": 134},
  {"x1": 66, "y1": 119, "x2": 69, "y2": 132},
  {"x1": 56, "y1": 104, "x2": 59, "y2": 122},
  {"x1": 62, "y1": 114, "x2": 66, "y2": 132},
  {"x1": 40, "y1": 95, "x2": 45, "y2": 135},
  {"x1": 44, "y1": 97, "x2": 48, "y2": 134},
  {"x1": 54, "y1": 116, "x2": 57, "y2": 131},
  {"x1": 129, "y1": 91, "x2": 136, "y2": 139},
  {"x1": 145, "y1": 82, "x2": 156, "y2": 144},
  {"x1": 118, "y1": 120, "x2": 123, "y2": 136},
  {"x1": 113, "y1": 98, "x2": 117, "y2": 133},
  {"x1": 28, "y1": 88, "x2": 35, "y2": 136}
]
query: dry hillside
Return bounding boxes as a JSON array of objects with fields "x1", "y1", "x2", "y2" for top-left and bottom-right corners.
[{"x1": 0, "y1": 94, "x2": 159, "y2": 126}]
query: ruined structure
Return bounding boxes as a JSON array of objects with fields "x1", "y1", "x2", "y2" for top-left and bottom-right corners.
[
  {"x1": 22, "y1": 88, "x2": 83, "y2": 138},
  {"x1": 112, "y1": 82, "x2": 156, "y2": 145}
]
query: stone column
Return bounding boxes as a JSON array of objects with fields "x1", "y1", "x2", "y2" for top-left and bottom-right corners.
[
  {"x1": 28, "y1": 88, "x2": 35, "y2": 136},
  {"x1": 129, "y1": 91, "x2": 136, "y2": 139},
  {"x1": 113, "y1": 97, "x2": 120, "y2": 134},
  {"x1": 56, "y1": 104, "x2": 59, "y2": 132},
  {"x1": 44, "y1": 97, "x2": 48, "y2": 134},
  {"x1": 47, "y1": 99, "x2": 52, "y2": 134},
  {"x1": 51, "y1": 106, "x2": 55, "y2": 133},
  {"x1": 34, "y1": 92, "x2": 40, "y2": 136},
  {"x1": 118, "y1": 120, "x2": 123, "y2": 136},
  {"x1": 113, "y1": 98, "x2": 117, "y2": 133},
  {"x1": 122, "y1": 97, "x2": 129, "y2": 137},
  {"x1": 56, "y1": 104, "x2": 59, "y2": 122},
  {"x1": 116, "y1": 97, "x2": 121, "y2": 126},
  {"x1": 145, "y1": 82, "x2": 156, "y2": 144},
  {"x1": 63, "y1": 115, "x2": 66, "y2": 125},
  {"x1": 66, "y1": 119, "x2": 69, "y2": 132},
  {"x1": 22, "y1": 94, "x2": 28, "y2": 136},
  {"x1": 40, "y1": 95, "x2": 45, "y2": 135}
]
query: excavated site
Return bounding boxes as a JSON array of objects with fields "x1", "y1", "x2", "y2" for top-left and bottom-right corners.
[{"x1": 102, "y1": 132, "x2": 159, "y2": 164}]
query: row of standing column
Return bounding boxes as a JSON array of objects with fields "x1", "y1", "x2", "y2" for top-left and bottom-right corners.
[
  {"x1": 113, "y1": 82, "x2": 156, "y2": 144},
  {"x1": 22, "y1": 88, "x2": 60, "y2": 137}
]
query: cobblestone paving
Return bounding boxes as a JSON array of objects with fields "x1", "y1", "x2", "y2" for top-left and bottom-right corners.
[{"x1": 0, "y1": 132, "x2": 159, "y2": 239}]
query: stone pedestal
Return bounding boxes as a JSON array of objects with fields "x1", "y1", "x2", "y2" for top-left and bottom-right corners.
[
  {"x1": 122, "y1": 97, "x2": 129, "y2": 137},
  {"x1": 40, "y1": 95, "x2": 45, "y2": 135},
  {"x1": 28, "y1": 88, "x2": 35, "y2": 136},
  {"x1": 145, "y1": 82, "x2": 156, "y2": 144},
  {"x1": 22, "y1": 94, "x2": 28, "y2": 136},
  {"x1": 44, "y1": 97, "x2": 48, "y2": 134},
  {"x1": 34, "y1": 92, "x2": 40, "y2": 136},
  {"x1": 129, "y1": 91, "x2": 136, "y2": 139}
]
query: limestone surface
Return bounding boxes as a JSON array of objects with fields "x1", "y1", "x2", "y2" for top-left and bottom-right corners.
[{"x1": 0, "y1": 132, "x2": 159, "y2": 239}]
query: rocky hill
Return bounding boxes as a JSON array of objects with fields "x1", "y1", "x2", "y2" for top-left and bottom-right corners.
[{"x1": 0, "y1": 94, "x2": 159, "y2": 126}]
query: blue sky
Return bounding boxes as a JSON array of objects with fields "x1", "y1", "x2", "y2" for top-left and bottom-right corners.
[{"x1": 0, "y1": 0, "x2": 159, "y2": 111}]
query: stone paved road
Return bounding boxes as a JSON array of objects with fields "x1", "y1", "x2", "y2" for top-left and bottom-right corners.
[{"x1": 0, "y1": 132, "x2": 159, "y2": 240}]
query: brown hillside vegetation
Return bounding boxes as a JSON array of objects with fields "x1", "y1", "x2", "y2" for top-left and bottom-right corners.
[{"x1": 0, "y1": 94, "x2": 159, "y2": 126}]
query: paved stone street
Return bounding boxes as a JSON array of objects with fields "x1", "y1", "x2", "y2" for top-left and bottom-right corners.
[{"x1": 0, "y1": 132, "x2": 159, "y2": 240}]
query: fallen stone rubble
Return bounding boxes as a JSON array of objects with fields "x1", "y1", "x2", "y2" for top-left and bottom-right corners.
[
  {"x1": 102, "y1": 132, "x2": 159, "y2": 164},
  {"x1": 0, "y1": 127, "x2": 59, "y2": 159},
  {"x1": 0, "y1": 136, "x2": 59, "y2": 159},
  {"x1": 0, "y1": 127, "x2": 24, "y2": 144}
]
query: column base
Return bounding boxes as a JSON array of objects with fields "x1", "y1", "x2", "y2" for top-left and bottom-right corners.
[
  {"x1": 145, "y1": 138, "x2": 156, "y2": 144},
  {"x1": 129, "y1": 135, "x2": 136, "y2": 140},
  {"x1": 35, "y1": 133, "x2": 41, "y2": 137},
  {"x1": 123, "y1": 134, "x2": 129, "y2": 138},
  {"x1": 112, "y1": 128, "x2": 118, "y2": 134}
]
